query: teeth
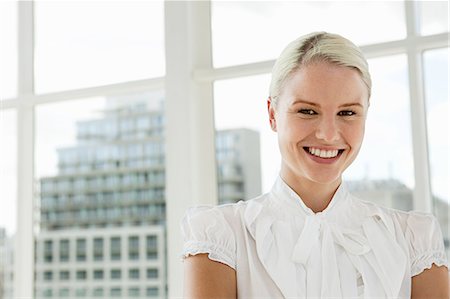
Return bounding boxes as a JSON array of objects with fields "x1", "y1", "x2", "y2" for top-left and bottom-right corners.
[{"x1": 308, "y1": 147, "x2": 339, "y2": 158}]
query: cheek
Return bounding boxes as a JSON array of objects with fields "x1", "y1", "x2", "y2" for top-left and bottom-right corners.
[
  {"x1": 279, "y1": 122, "x2": 308, "y2": 145},
  {"x1": 346, "y1": 123, "x2": 365, "y2": 148}
]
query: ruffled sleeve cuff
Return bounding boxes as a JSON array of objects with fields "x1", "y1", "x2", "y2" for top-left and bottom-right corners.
[
  {"x1": 180, "y1": 206, "x2": 237, "y2": 269},
  {"x1": 182, "y1": 240, "x2": 236, "y2": 269},
  {"x1": 406, "y1": 212, "x2": 449, "y2": 276},
  {"x1": 411, "y1": 250, "x2": 449, "y2": 276}
]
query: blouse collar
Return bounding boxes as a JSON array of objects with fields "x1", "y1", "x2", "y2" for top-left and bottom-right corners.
[
  {"x1": 270, "y1": 175, "x2": 349, "y2": 218},
  {"x1": 245, "y1": 176, "x2": 406, "y2": 298}
]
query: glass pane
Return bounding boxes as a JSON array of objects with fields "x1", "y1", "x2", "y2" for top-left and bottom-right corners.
[
  {"x1": 35, "y1": 1, "x2": 165, "y2": 94},
  {"x1": 0, "y1": 109, "x2": 16, "y2": 298},
  {"x1": 418, "y1": 1, "x2": 449, "y2": 36},
  {"x1": 423, "y1": 48, "x2": 449, "y2": 256},
  {"x1": 345, "y1": 55, "x2": 415, "y2": 211},
  {"x1": 214, "y1": 74, "x2": 277, "y2": 200},
  {"x1": 0, "y1": 1, "x2": 17, "y2": 99},
  {"x1": 211, "y1": 1, "x2": 406, "y2": 67},
  {"x1": 34, "y1": 91, "x2": 167, "y2": 297}
]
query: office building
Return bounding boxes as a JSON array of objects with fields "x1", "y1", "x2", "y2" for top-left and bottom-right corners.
[
  {"x1": 0, "y1": 230, "x2": 14, "y2": 299},
  {"x1": 34, "y1": 94, "x2": 261, "y2": 298}
]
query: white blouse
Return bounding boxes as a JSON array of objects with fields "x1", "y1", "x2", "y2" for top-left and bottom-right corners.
[{"x1": 181, "y1": 177, "x2": 448, "y2": 298}]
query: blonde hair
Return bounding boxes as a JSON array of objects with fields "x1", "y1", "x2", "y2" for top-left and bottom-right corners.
[{"x1": 269, "y1": 32, "x2": 371, "y2": 104}]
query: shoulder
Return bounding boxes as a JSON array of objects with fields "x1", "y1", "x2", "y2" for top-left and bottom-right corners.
[
  {"x1": 180, "y1": 194, "x2": 271, "y2": 269},
  {"x1": 182, "y1": 192, "x2": 271, "y2": 227},
  {"x1": 348, "y1": 193, "x2": 437, "y2": 233},
  {"x1": 349, "y1": 193, "x2": 448, "y2": 276}
]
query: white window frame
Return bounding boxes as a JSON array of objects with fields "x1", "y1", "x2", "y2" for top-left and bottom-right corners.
[{"x1": 1, "y1": 1, "x2": 448, "y2": 297}]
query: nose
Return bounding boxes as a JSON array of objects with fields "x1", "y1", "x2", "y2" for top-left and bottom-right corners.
[{"x1": 315, "y1": 116, "x2": 340, "y2": 142}]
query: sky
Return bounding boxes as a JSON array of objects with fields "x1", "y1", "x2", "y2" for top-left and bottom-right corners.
[{"x1": 0, "y1": 1, "x2": 449, "y2": 236}]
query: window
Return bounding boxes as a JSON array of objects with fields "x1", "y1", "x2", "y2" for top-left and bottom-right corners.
[
  {"x1": 128, "y1": 236, "x2": 140, "y2": 260},
  {"x1": 110, "y1": 269, "x2": 121, "y2": 280},
  {"x1": 146, "y1": 235, "x2": 158, "y2": 260},
  {"x1": 93, "y1": 238, "x2": 103, "y2": 261},
  {"x1": 59, "y1": 288, "x2": 70, "y2": 298},
  {"x1": 147, "y1": 268, "x2": 158, "y2": 279},
  {"x1": 146, "y1": 287, "x2": 159, "y2": 297},
  {"x1": 211, "y1": 1, "x2": 405, "y2": 67},
  {"x1": 128, "y1": 287, "x2": 140, "y2": 297},
  {"x1": 76, "y1": 239, "x2": 87, "y2": 261},
  {"x1": 129, "y1": 268, "x2": 140, "y2": 279},
  {"x1": 43, "y1": 271, "x2": 53, "y2": 281},
  {"x1": 34, "y1": 1, "x2": 165, "y2": 93},
  {"x1": 344, "y1": 55, "x2": 415, "y2": 209},
  {"x1": 93, "y1": 269, "x2": 104, "y2": 280},
  {"x1": 44, "y1": 240, "x2": 53, "y2": 263},
  {"x1": 75, "y1": 288, "x2": 87, "y2": 297},
  {"x1": 418, "y1": 1, "x2": 449, "y2": 36},
  {"x1": 214, "y1": 74, "x2": 278, "y2": 195},
  {"x1": 59, "y1": 239, "x2": 69, "y2": 262},
  {"x1": 92, "y1": 288, "x2": 103, "y2": 297},
  {"x1": 423, "y1": 47, "x2": 450, "y2": 253},
  {"x1": 42, "y1": 289, "x2": 53, "y2": 298},
  {"x1": 0, "y1": 1, "x2": 17, "y2": 99},
  {"x1": 76, "y1": 270, "x2": 87, "y2": 280},
  {"x1": 110, "y1": 287, "x2": 121, "y2": 297},
  {"x1": 59, "y1": 270, "x2": 69, "y2": 280},
  {"x1": 110, "y1": 237, "x2": 121, "y2": 261},
  {"x1": 0, "y1": 110, "x2": 17, "y2": 240}
]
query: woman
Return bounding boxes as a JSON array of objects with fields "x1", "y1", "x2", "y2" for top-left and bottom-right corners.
[{"x1": 181, "y1": 32, "x2": 449, "y2": 298}]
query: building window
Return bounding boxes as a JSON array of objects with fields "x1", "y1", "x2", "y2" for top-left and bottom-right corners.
[
  {"x1": 146, "y1": 235, "x2": 157, "y2": 260},
  {"x1": 146, "y1": 287, "x2": 159, "y2": 297},
  {"x1": 128, "y1": 287, "x2": 140, "y2": 297},
  {"x1": 93, "y1": 269, "x2": 104, "y2": 280},
  {"x1": 43, "y1": 270, "x2": 53, "y2": 281},
  {"x1": 59, "y1": 270, "x2": 70, "y2": 280},
  {"x1": 59, "y1": 239, "x2": 69, "y2": 262},
  {"x1": 75, "y1": 288, "x2": 87, "y2": 297},
  {"x1": 93, "y1": 237, "x2": 104, "y2": 261},
  {"x1": 128, "y1": 236, "x2": 139, "y2": 260},
  {"x1": 110, "y1": 287, "x2": 121, "y2": 297},
  {"x1": 92, "y1": 288, "x2": 104, "y2": 297},
  {"x1": 76, "y1": 270, "x2": 87, "y2": 280},
  {"x1": 44, "y1": 240, "x2": 53, "y2": 263},
  {"x1": 76, "y1": 239, "x2": 86, "y2": 261},
  {"x1": 110, "y1": 269, "x2": 121, "y2": 280},
  {"x1": 59, "y1": 288, "x2": 70, "y2": 298},
  {"x1": 43, "y1": 289, "x2": 53, "y2": 298},
  {"x1": 146, "y1": 268, "x2": 158, "y2": 279},
  {"x1": 110, "y1": 237, "x2": 121, "y2": 260},
  {"x1": 129, "y1": 268, "x2": 140, "y2": 279}
]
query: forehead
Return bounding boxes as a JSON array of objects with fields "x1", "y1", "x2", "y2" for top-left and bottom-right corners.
[{"x1": 280, "y1": 62, "x2": 369, "y2": 106}]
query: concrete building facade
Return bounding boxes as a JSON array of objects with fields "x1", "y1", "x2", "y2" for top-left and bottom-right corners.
[{"x1": 33, "y1": 94, "x2": 261, "y2": 298}]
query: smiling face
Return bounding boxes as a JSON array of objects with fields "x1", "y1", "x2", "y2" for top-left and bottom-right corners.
[{"x1": 268, "y1": 61, "x2": 369, "y2": 188}]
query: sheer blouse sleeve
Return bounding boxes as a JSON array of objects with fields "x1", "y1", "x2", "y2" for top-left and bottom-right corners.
[
  {"x1": 181, "y1": 206, "x2": 236, "y2": 270},
  {"x1": 405, "y1": 212, "x2": 448, "y2": 276}
]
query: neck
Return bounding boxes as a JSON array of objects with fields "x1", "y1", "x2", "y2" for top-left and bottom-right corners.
[{"x1": 280, "y1": 172, "x2": 341, "y2": 213}]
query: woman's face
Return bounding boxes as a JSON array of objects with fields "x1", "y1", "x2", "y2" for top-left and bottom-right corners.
[{"x1": 268, "y1": 62, "x2": 369, "y2": 186}]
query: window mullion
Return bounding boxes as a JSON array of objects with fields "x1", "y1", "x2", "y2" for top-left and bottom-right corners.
[
  {"x1": 14, "y1": 1, "x2": 35, "y2": 298},
  {"x1": 404, "y1": 0, "x2": 433, "y2": 212},
  {"x1": 164, "y1": 1, "x2": 216, "y2": 297}
]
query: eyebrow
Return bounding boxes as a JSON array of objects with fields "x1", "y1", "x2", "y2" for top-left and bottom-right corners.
[{"x1": 291, "y1": 99, "x2": 364, "y2": 108}]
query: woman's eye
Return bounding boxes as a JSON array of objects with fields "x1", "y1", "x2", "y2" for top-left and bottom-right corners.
[
  {"x1": 338, "y1": 110, "x2": 356, "y2": 116},
  {"x1": 298, "y1": 109, "x2": 317, "y2": 115}
]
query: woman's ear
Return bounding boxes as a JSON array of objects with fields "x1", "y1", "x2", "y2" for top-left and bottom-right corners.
[{"x1": 267, "y1": 97, "x2": 277, "y2": 132}]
